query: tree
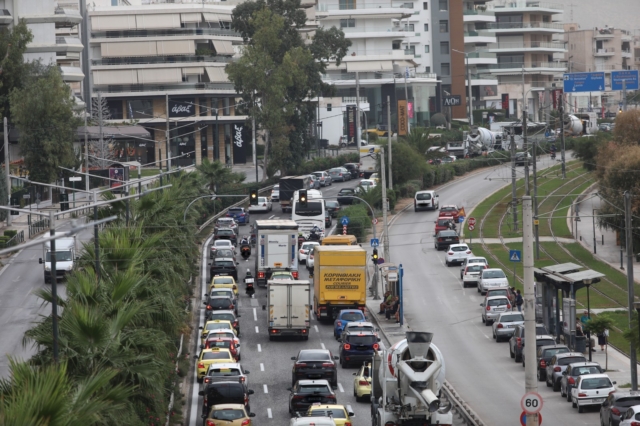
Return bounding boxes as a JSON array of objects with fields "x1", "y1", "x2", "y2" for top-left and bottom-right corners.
[
  {"x1": 10, "y1": 65, "x2": 80, "y2": 183},
  {"x1": 197, "y1": 158, "x2": 246, "y2": 192},
  {"x1": 402, "y1": 127, "x2": 433, "y2": 157},
  {"x1": 0, "y1": 20, "x2": 33, "y2": 120},
  {"x1": 89, "y1": 94, "x2": 116, "y2": 169},
  {"x1": 612, "y1": 110, "x2": 640, "y2": 145}
]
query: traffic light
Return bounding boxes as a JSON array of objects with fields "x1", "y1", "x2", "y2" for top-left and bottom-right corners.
[
  {"x1": 299, "y1": 190, "x2": 308, "y2": 207},
  {"x1": 250, "y1": 189, "x2": 258, "y2": 205},
  {"x1": 372, "y1": 248, "x2": 378, "y2": 264}
]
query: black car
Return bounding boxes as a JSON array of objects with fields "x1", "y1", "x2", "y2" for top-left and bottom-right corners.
[
  {"x1": 214, "y1": 228, "x2": 237, "y2": 246},
  {"x1": 515, "y1": 152, "x2": 532, "y2": 166},
  {"x1": 434, "y1": 230, "x2": 460, "y2": 250},
  {"x1": 600, "y1": 390, "x2": 640, "y2": 426},
  {"x1": 521, "y1": 335, "x2": 557, "y2": 367},
  {"x1": 343, "y1": 163, "x2": 360, "y2": 179},
  {"x1": 205, "y1": 296, "x2": 236, "y2": 317},
  {"x1": 324, "y1": 210, "x2": 332, "y2": 228},
  {"x1": 338, "y1": 331, "x2": 379, "y2": 368},
  {"x1": 210, "y1": 258, "x2": 239, "y2": 280},
  {"x1": 337, "y1": 188, "x2": 356, "y2": 205},
  {"x1": 288, "y1": 379, "x2": 337, "y2": 414},
  {"x1": 533, "y1": 344, "x2": 569, "y2": 381},
  {"x1": 199, "y1": 381, "x2": 254, "y2": 416},
  {"x1": 508, "y1": 324, "x2": 551, "y2": 362},
  {"x1": 325, "y1": 200, "x2": 341, "y2": 218},
  {"x1": 291, "y1": 349, "x2": 339, "y2": 387}
]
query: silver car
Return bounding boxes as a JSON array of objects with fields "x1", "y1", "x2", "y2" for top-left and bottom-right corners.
[
  {"x1": 329, "y1": 167, "x2": 351, "y2": 182},
  {"x1": 462, "y1": 264, "x2": 484, "y2": 288},
  {"x1": 545, "y1": 352, "x2": 587, "y2": 392},
  {"x1": 460, "y1": 256, "x2": 488, "y2": 279},
  {"x1": 492, "y1": 311, "x2": 524, "y2": 342},
  {"x1": 481, "y1": 296, "x2": 511, "y2": 326},
  {"x1": 478, "y1": 268, "x2": 509, "y2": 295},
  {"x1": 312, "y1": 171, "x2": 332, "y2": 186},
  {"x1": 308, "y1": 174, "x2": 321, "y2": 189}
]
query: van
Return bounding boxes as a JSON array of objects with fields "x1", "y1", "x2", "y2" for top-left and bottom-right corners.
[
  {"x1": 321, "y1": 235, "x2": 358, "y2": 246},
  {"x1": 414, "y1": 190, "x2": 439, "y2": 211},
  {"x1": 199, "y1": 381, "x2": 254, "y2": 417}
]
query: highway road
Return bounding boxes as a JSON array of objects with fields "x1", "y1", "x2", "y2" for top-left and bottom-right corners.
[{"x1": 388, "y1": 154, "x2": 607, "y2": 426}]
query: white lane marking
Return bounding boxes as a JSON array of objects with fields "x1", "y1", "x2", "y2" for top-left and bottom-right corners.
[
  {"x1": 321, "y1": 342, "x2": 326, "y2": 350},
  {"x1": 263, "y1": 384, "x2": 268, "y2": 393},
  {"x1": 255, "y1": 326, "x2": 259, "y2": 333},
  {"x1": 257, "y1": 344, "x2": 262, "y2": 352},
  {"x1": 11, "y1": 275, "x2": 20, "y2": 283},
  {"x1": 338, "y1": 383, "x2": 344, "y2": 393},
  {"x1": 269, "y1": 215, "x2": 275, "y2": 219},
  {"x1": 253, "y1": 308, "x2": 257, "y2": 321},
  {"x1": 267, "y1": 408, "x2": 273, "y2": 418},
  {"x1": 314, "y1": 325, "x2": 319, "y2": 333},
  {"x1": 260, "y1": 363, "x2": 265, "y2": 371}
]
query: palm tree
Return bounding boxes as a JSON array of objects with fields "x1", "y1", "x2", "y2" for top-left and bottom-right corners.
[{"x1": 197, "y1": 158, "x2": 246, "y2": 193}]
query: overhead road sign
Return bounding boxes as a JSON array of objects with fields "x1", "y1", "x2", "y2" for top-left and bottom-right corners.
[
  {"x1": 611, "y1": 70, "x2": 639, "y2": 91},
  {"x1": 563, "y1": 72, "x2": 605, "y2": 93}
]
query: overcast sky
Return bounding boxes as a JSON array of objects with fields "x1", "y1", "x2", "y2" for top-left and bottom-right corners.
[{"x1": 550, "y1": 0, "x2": 640, "y2": 33}]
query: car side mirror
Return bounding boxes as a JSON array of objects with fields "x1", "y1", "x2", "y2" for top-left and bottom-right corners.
[
  {"x1": 198, "y1": 390, "x2": 204, "y2": 396},
  {"x1": 480, "y1": 303, "x2": 484, "y2": 307},
  {"x1": 237, "y1": 315, "x2": 241, "y2": 318},
  {"x1": 352, "y1": 372, "x2": 357, "y2": 376},
  {"x1": 203, "y1": 301, "x2": 207, "y2": 305},
  {"x1": 613, "y1": 381, "x2": 617, "y2": 385},
  {"x1": 200, "y1": 345, "x2": 204, "y2": 349},
  {"x1": 207, "y1": 263, "x2": 211, "y2": 266},
  {"x1": 334, "y1": 356, "x2": 339, "y2": 360},
  {"x1": 287, "y1": 387, "x2": 292, "y2": 391},
  {"x1": 262, "y1": 305, "x2": 266, "y2": 310},
  {"x1": 432, "y1": 234, "x2": 436, "y2": 237},
  {"x1": 39, "y1": 258, "x2": 43, "y2": 264},
  {"x1": 433, "y1": 221, "x2": 437, "y2": 224},
  {"x1": 193, "y1": 355, "x2": 198, "y2": 359},
  {"x1": 199, "y1": 326, "x2": 203, "y2": 330},
  {"x1": 291, "y1": 357, "x2": 296, "y2": 360},
  {"x1": 377, "y1": 337, "x2": 381, "y2": 342},
  {"x1": 236, "y1": 262, "x2": 240, "y2": 265},
  {"x1": 201, "y1": 414, "x2": 207, "y2": 419},
  {"x1": 244, "y1": 370, "x2": 250, "y2": 374},
  {"x1": 248, "y1": 389, "x2": 255, "y2": 395}
]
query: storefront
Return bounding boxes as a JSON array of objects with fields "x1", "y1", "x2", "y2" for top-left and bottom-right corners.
[{"x1": 76, "y1": 125, "x2": 154, "y2": 166}]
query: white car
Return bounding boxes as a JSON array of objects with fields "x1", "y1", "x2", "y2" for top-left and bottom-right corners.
[
  {"x1": 213, "y1": 240, "x2": 234, "y2": 251},
  {"x1": 359, "y1": 179, "x2": 377, "y2": 192},
  {"x1": 290, "y1": 417, "x2": 336, "y2": 426},
  {"x1": 619, "y1": 405, "x2": 640, "y2": 426},
  {"x1": 571, "y1": 374, "x2": 616, "y2": 413},
  {"x1": 460, "y1": 256, "x2": 488, "y2": 279},
  {"x1": 299, "y1": 241, "x2": 320, "y2": 263},
  {"x1": 462, "y1": 263, "x2": 485, "y2": 288},
  {"x1": 248, "y1": 196, "x2": 272, "y2": 213},
  {"x1": 271, "y1": 184, "x2": 280, "y2": 202},
  {"x1": 414, "y1": 190, "x2": 439, "y2": 211},
  {"x1": 478, "y1": 268, "x2": 509, "y2": 294},
  {"x1": 444, "y1": 243, "x2": 472, "y2": 266},
  {"x1": 481, "y1": 296, "x2": 511, "y2": 325},
  {"x1": 214, "y1": 217, "x2": 238, "y2": 232},
  {"x1": 492, "y1": 312, "x2": 524, "y2": 342}
]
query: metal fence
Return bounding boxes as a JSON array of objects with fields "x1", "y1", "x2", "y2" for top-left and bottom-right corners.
[
  {"x1": 5, "y1": 231, "x2": 24, "y2": 247},
  {"x1": 29, "y1": 218, "x2": 50, "y2": 239}
]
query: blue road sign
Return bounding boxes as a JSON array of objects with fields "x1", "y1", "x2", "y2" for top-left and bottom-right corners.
[
  {"x1": 370, "y1": 238, "x2": 379, "y2": 247},
  {"x1": 612, "y1": 70, "x2": 639, "y2": 91},
  {"x1": 563, "y1": 72, "x2": 605, "y2": 93},
  {"x1": 341, "y1": 216, "x2": 349, "y2": 226},
  {"x1": 509, "y1": 250, "x2": 522, "y2": 263},
  {"x1": 458, "y1": 216, "x2": 465, "y2": 223}
]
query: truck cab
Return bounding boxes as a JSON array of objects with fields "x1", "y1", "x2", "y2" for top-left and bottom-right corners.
[{"x1": 39, "y1": 233, "x2": 76, "y2": 283}]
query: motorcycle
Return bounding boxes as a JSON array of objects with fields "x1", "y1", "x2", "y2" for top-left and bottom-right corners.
[
  {"x1": 240, "y1": 243, "x2": 251, "y2": 260},
  {"x1": 551, "y1": 151, "x2": 556, "y2": 160},
  {"x1": 245, "y1": 271, "x2": 255, "y2": 297}
]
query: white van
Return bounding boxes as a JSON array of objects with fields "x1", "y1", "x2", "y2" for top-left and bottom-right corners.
[{"x1": 414, "y1": 190, "x2": 439, "y2": 211}]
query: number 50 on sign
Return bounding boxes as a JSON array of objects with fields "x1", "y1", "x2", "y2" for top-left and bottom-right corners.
[{"x1": 521, "y1": 392, "x2": 543, "y2": 414}]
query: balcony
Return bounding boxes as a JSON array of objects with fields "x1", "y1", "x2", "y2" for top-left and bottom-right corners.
[
  {"x1": 594, "y1": 28, "x2": 614, "y2": 40},
  {"x1": 622, "y1": 50, "x2": 632, "y2": 59},
  {"x1": 488, "y1": 61, "x2": 567, "y2": 74},
  {"x1": 93, "y1": 82, "x2": 235, "y2": 94},
  {"x1": 467, "y1": 74, "x2": 498, "y2": 86},
  {"x1": 464, "y1": 30, "x2": 496, "y2": 44},
  {"x1": 482, "y1": 41, "x2": 565, "y2": 53},
  {"x1": 463, "y1": 9, "x2": 496, "y2": 23},
  {"x1": 485, "y1": 21, "x2": 564, "y2": 33},
  {"x1": 92, "y1": 55, "x2": 234, "y2": 67},
  {"x1": 91, "y1": 28, "x2": 240, "y2": 40},
  {"x1": 55, "y1": 37, "x2": 84, "y2": 53},
  {"x1": 59, "y1": 66, "x2": 84, "y2": 82},
  {"x1": 595, "y1": 47, "x2": 616, "y2": 57},
  {"x1": 341, "y1": 27, "x2": 415, "y2": 39},
  {"x1": 316, "y1": 3, "x2": 412, "y2": 19},
  {"x1": 321, "y1": 71, "x2": 437, "y2": 86},
  {"x1": 486, "y1": 1, "x2": 563, "y2": 14},
  {"x1": 0, "y1": 9, "x2": 11, "y2": 26},
  {"x1": 467, "y1": 51, "x2": 498, "y2": 65}
]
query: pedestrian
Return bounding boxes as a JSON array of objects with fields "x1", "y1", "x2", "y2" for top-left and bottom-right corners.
[
  {"x1": 386, "y1": 296, "x2": 399, "y2": 320},
  {"x1": 515, "y1": 289, "x2": 523, "y2": 312},
  {"x1": 378, "y1": 291, "x2": 392, "y2": 314},
  {"x1": 508, "y1": 287, "x2": 517, "y2": 308},
  {"x1": 597, "y1": 329, "x2": 608, "y2": 351},
  {"x1": 580, "y1": 310, "x2": 590, "y2": 327}
]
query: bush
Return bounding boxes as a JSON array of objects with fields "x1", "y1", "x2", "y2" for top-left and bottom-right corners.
[
  {"x1": 338, "y1": 204, "x2": 370, "y2": 242},
  {"x1": 4, "y1": 230, "x2": 17, "y2": 238}
]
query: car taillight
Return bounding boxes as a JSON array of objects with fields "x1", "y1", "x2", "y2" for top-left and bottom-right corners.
[
  {"x1": 447, "y1": 252, "x2": 454, "y2": 255},
  {"x1": 296, "y1": 362, "x2": 308, "y2": 367},
  {"x1": 336, "y1": 320, "x2": 342, "y2": 327},
  {"x1": 206, "y1": 420, "x2": 215, "y2": 426},
  {"x1": 486, "y1": 306, "x2": 490, "y2": 311},
  {"x1": 233, "y1": 321, "x2": 238, "y2": 327},
  {"x1": 630, "y1": 421, "x2": 640, "y2": 426},
  {"x1": 206, "y1": 305, "x2": 212, "y2": 310},
  {"x1": 578, "y1": 393, "x2": 587, "y2": 397},
  {"x1": 345, "y1": 422, "x2": 352, "y2": 426},
  {"x1": 258, "y1": 272, "x2": 265, "y2": 278},
  {"x1": 232, "y1": 285, "x2": 237, "y2": 290},
  {"x1": 554, "y1": 367, "x2": 561, "y2": 372},
  {"x1": 359, "y1": 380, "x2": 369, "y2": 386},
  {"x1": 229, "y1": 305, "x2": 234, "y2": 310},
  {"x1": 611, "y1": 407, "x2": 621, "y2": 415},
  {"x1": 466, "y1": 251, "x2": 471, "y2": 254},
  {"x1": 507, "y1": 304, "x2": 511, "y2": 309},
  {"x1": 292, "y1": 395, "x2": 305, "y2": 400},
  {"x1": 300, "y1": 249, "x2": 305, "y2": 253},
  {"x1": 516, "y1": 337, "x2": 522, "y2": 348},
  {"x1": 240, "y1": 376, "x2": 246, "y2": 383},
  {"x1": 263, "y1": 203, "x2": 266, "y2": 206},
  {"x1": 322, "y1": 363, "x2": 334, "y2": 367},
  {"x1": 244, "y1": 394, "x2": 249, "y2": 405},
  {"x1": 241, "y1": 420, "x2": 250, "y2": 426},
  {"x1": 438, "y1": 238, "x2": 443, "y2": 242},
  {"x1": 240, "y1": 213, "x2": 245, "y2": 217},
  {"x1": 497, "y1": 323, "x2": 503, "y2": 329},
  {"x1": 373, "y1": 343, "x2": 379, "y2": 350},
  {"x1": 539, "y1": 360, "x2": 546, "y2": 368},
  {"x1": 292, "y1": 271, "x2": 298, "y2": 279},
  {"x1": 343, "y1": 343, "x2": 351, "y2": 350},
  {"x1": 568, "y1": 377, "x2": 575, "y2": 385},
  {"x1": 198, "y1": 362, "x2": 205, "y2": 368}
]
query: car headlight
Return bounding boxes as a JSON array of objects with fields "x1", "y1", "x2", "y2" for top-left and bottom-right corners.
[
  {"x1": 67, "y1": 264, "x2": 73, "y2": 271},
  {"x1": 44, "y1": 265, "x2": 51, "y2": 271}
]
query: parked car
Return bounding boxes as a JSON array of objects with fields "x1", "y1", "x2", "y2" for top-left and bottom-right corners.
[
  {"x1": 459, "y1": 257, "x2": 489, "y2": 279},
  {"x1": 434, "y1": 216, "x2": 456, "y2": 235},
  {"x1": 352, "y1": 362, "x2": 372, "y2": 401},
  {"x1": 521, "y1": 335, "x2": 557, "y2": 368},
  {"x1": 333, "y1": 309, "x2": 366, "y2": 339},
  {"x1": 492, "y1": 312, "x2": 524, "y2": 342},
  {"x1": 462, "y1": 264, "x2": 485, "y2": 288},
  {"x1": 299, "y1": 242, "x2": 320, "y2": 264},
  {"x1": 271, "y1": 184, "x2": 280, "y2": 202},
  {"x1": 601, "y1": 390, "x2": 640, "y2": 426},
  {"x1": 291, "y1": 349, "x2": 339, "y2": 387},
  {"x1": 444, "y1": 243, "x2": 472, "y2": 266},
  {"x1": 226, "y1": 207, "x2": 250, "y2": 225},
  {"x1": 414, "y1": 190, "x2": 439, "y2": 211},
  {"x1": 358, "y1": 179, "x2": 376, "y2": 192},
  {"x1": 312, "y1": 171, "x2": 332, "y2": 187},
  {"x1": 434, "y1": 230, "x2": 460, "y2": 250},
  {"x1": 545, "y1": 352, "x2": 587, "y2": 391},
  {"x1": 329, "y1": 167, "x2": 351, "y2": 182},
  {"x1": 248, "y1": 197, "x2": 272, "y2": 213},
  {"x1": 338, "y1": 331, "x2": 379, "y2": 368},
  {"x1": 477, "y1": 268, "x2": 509, "y2": 295},
  {"x1": 343, "y1": 163, "x2": 360, "y2": 179},
  {"x1": 571, "y1": 374, "x2": 616, "y2": 413},
  {"x1": 508, "y1": 326, "x2": 552, "y2": 362},
  {"x1": 535, "y1": 344, "x2": 570, "y2": 382},
  {"x1": 480, "y1": 296, "x2": 511, "y2": 326},
  {"x1": 337, "y1": 188, "x2": 357, "y2": 205},
  {"x1": 308, "y1": 174, "x2": 321, "y2": 190},
  {"x1": 288, "y1": 380, "x2": 336, "y2": 415},
  {"x1": 325, "y1": 200, "x2": 341, "y2": 218},
  {"x1": 562, "y1": 362, "x2": 603, "y2": 402},
  {"x1": 620, "y1": 406, "x2": 640, "y2": 426}
]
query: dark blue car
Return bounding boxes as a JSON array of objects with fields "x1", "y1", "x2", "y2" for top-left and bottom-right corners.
[
  {"x1": 338, "y1": 331, "x2": 378, "y2": 368},
  {"x1": 226, "y1": 207, "x2": 250, "y2": 225},
  {"x1": 333, "y1": 309, "x2": 365, "y2": 339}
]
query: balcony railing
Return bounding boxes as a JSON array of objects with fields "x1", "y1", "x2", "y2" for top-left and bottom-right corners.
[
  {"x1": 92, "y1": 55, "x2": 234, "y2": 66},
  {"x1": 463, "y1": 9, "x2": 495, "y2": 16},
  {"x1": 486, "y1": 1, "x2": 563, "y2": 11},
  {"x1": 316, "y1": 2, "x2": 405, "y2": 11},
  {"x1": 484, "y1": 41, "x2": 565, "y2": 50},
  {"x1": 95, "y1": 82, "x2": 235, "y2": 93},
  {"x1": 91, "y1": 27, "x2": 239, "y2": 39},
  {"x1": 485, "y1": 22, "x2": 563, "y2": 30},
  {"x1": 464, "y1": 30, "x2": 494, "y2": 37},
  {"x1": 468, "y1": 52, "x2": 497, "y2": 59},
  {"x1": 595, "y1": 47, "x2": 616, "y2": 54},
  {"x1": 322, "y1": 71, "x2": 436, "y2": 81},
  {"x1": 489, "y1": 61, "x2": 567, "y2": 70}
]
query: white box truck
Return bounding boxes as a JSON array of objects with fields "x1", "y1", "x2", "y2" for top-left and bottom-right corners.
[
  {"x1": 266, "y1": 279, "x2": 311, "y2": 340},
  {"x1": 38, "y1": 233, "x2": 77, "y2": 283},
  {"x1": 255, "y1": 220, "x2": 299, "y2": 287}
]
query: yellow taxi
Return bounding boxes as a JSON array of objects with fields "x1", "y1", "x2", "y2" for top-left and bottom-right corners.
[
  {"x1": 195, "y1": 348, "x2": 235, "y2": 382},
  {"x1": 305, "y1": 404, "x2": 355, "y2": 426},
  {"x1": 200, "y1": 320, "x2": 237, "y2": 344},
  {"x1": 203, "y1": 403, "x2": 255, "y2": 426},
  {"x1": 352, "y1": 362, "x2": 371, "y2": 401},
  {"x1": 209, "y1": 275, "x2": 238, "y2": 296}
]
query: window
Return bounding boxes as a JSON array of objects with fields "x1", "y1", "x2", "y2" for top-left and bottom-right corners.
[
  {"x1": 439, "y1": 20, "x2": 448, "y2": 33},
  {"x1": 405, "y1": 45, "x2": 416, "y2": 55},
  {"x1": 404, "y1": 24, "x2": 414, "y2": 31},
  {"x1": 340, "y1": 18, "x2": 356, "y2": 28},
  {"x1": 440, "y1": 41, "x2": 449, "y2": 54},
  {"x1": 402, "y1": 2, "x2": 413, "y2": 8},
  {"x1": 441, "y1": 63, "x2": 450, "y2": 76},
  {"x1": 393, "y1": 41, "x2": 401, "y2": 50},
  {"x1": 339, "y1": 0, "x2": 356, "y2": 10},
  {"x1": 425, "y1": 66, "x2": 431, "y2": 72},
  {"x1": 423, "y1": 1, "x2": 428, "y2": 9},
  {"x1": 424, "y1": 23, "x2": 429, "y2": 31},
  {"x1": 424, "y1": 45, "x2": 430, "y2": 53},
  {"x1": 439, "y1": 0, "x2": 448, "y2": 11}
]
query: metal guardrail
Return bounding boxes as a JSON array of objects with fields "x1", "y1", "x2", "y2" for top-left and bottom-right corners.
[
  {"x1": 441, "y1": 381, "x2": 484, "y2": 426},
  {"x1": 5, "y1": 230, "x2": 24, "y2": 247},
  {"x1": 28, "y1": 218, "x2": 50, "y2": 239}
]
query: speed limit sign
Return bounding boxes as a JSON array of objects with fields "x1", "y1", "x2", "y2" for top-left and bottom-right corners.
[{"x1": 521, "y1": 392, "x2": 543, "y2": 414}]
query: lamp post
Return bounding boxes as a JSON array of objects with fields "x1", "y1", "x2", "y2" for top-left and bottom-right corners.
[{"x1": 452, "y1": 49, "x2": 473, "y2": 125}]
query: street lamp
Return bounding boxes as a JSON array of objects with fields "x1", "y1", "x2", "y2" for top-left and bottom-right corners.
[{"x1": 452, "y1": 49, "x2": 473, "y2": 126}]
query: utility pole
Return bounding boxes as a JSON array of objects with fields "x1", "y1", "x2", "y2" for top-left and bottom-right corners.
[
  {"x1": 49, "y1": 211, "x2": 59, "y2": 363},
  {"x1": 94, "y1": 190, "x2": 100, "y2": 284},
  {"x1": 355, "y1": 72, "x2": 361, "y2": 146},
  {"x1": 560, "y1": 105, "x2": 566, "y2": 179},
  {"x1": 4, "y1": 117, "x2": 11, "y2": 226},
  {"x1": 98, "y1": 92, "x2": 104, "y2": 170},
  {"x1": 380, "y1": 146, "x2": 389, "y2": 263},
  {"x1": 84, "y1": 112, "x2": 90, "y2": 197},
  {"x1": 466, "y1": 54, "x2": 473, "y2": 125},
  {"x1": 510, "y1": 129, "x2": 518, "y2": 231},
  {"x1": 623, "y1": 80, "x2": 628, "y2": 111},
  {"x1": 404, "y1": 67, "x2": 411, "y2": 133},
  {"x1": 625, "y1": 191, "x2": 638, "y2": 390},
  {"x1": 387, "y1": 96, "x2": 393, "y2": 190},
  {"x1": 165, "y1": 93, "x2": 171, "y2": 172},
  {"x1": 523, "y1": 110, "x2": 530, "y2": 196},
  {"x1": 532, "y1": 117, "x2": 539, "y2": 259},
  {"x1": 523, "y1": 196, "x2": 539, "y2": 426},
  {"x1": 252, "y1": 117, "x2": 257, "y2": 182}
]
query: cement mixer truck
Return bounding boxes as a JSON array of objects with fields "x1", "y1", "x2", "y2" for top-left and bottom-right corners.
[
  {"x1": 563, "y1": 112, "x2": 598, "y2": 136},
  {"x1": 371, "y1": 331, "x2": 453, "y2": 426}
]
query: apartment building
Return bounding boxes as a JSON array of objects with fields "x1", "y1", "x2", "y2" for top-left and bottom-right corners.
[
  {"x1": 481, "y1": 0, "x2": 566, "y2": 120},
  {"x1": 88, "y1": 1, "x2": 250, "y2": 167}
]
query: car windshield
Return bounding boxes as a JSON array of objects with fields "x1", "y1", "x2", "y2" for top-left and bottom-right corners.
[
  {"x1": 202, "y1": 351, "x2": 231, "y2": 360},
  {"x1": 500, "y1": 314, "x2": 524, "y2": 322},
  {"x1": 483, "y1": 270, "x2": 506, "y2": 279},
  {"x1": 487, "y1": 290, "x2": 509, "y2": 297},
  {"x1": 298, "y1": 351, "x2": 331, "y2": 361},
  {"x1": 309, "y1": 409, "x2": 346, "y2": 419},
  {"x1": 558, "y1": 356, "x2": 586, "y2": 366},
  {"x1": 536, "y1": 325, "x2": 548, "y2": 335},
  {"x1": 214, "y1": 261, "x2": 234, "y2": 267},
  {"x1": 341, "y1": 312, "x2": 364, "y2": 321},
  {"x1": 214, "y1": 277, "x2": 234, "y2": 284},
  {"x1": 543, "y1": 348, "x2": 569, "y2": 357},
  {"x1": 302, "y1": 243, "x2": 317, "y2": 250},
  {"x1": 258, "y1": 197, "x2": 267, "y2": 203},
  {"x1": 573, "y1": 366, "x2": 602, "y2": 376},
  {"x1": 437, "y1": 219, "x2": 451, "y2": 226},
  {"x1": 416, "y1": 193, "x2": 432, "y2": 200},
  {"x1": 326, "y1": 201, "x2": 339, "y2": 208},
  {"x1": 616, "y1": 396, "x2": 640, "y2": 407},
  {"x1": 295, "y1": 202, "x2": 323, "y2": 216},
  {"x1": 45, "y1": 250, "x2": 73, "y2": 262},
  {"x1": 211, "y1": 409, "x2": 245, "y2": 420},
  {"x1": 581, "y1": 377, "x2": 613, "y2": 389},
  {"x1": 214, "y1": 241, "x2": 232, "y2": 247},
  {"x1": 488, "y1": 299, "x2": 509, "y2": 306},
  {"x1": 209, "y1": 299, "x2": 232, "y2": 307},
  {"x1": 299, "y1": 384, "x2": 331, "y2": 394},
  {"x1": 208, "y1": 368, "x2": 240, "y2": 377},
  {"x1": 339, "y1": 189, "x2": 354, "y2": 195},
  {"x1": 214, "y1": 249, "x2": 234, "y2": 258},
  {"x1": 451, "y1": 246, "x2": 468, "y2": 252},
  {"x1": 210, "y1": 290, "x2": 233, "y2": 297},
  {"x1": 211, "y1": 313, "x2": 235, "y2": 322},
  {"x1": 439, "y1": 231, "x2": 457, "y2": 237},
  {"x1": 346, "y1": 335, "x2": 377, "y2": 345},
  {"x1": 469, "y1": 258, "x2": 486, "y2": 264}
]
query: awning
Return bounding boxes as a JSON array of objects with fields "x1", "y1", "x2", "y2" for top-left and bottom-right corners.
[
  {"x1": 205, "y1": 67, "x2": 229, "y2": 82},
  {"x1": 391, "y1": 60, "x2": 413, "y2": 68},
  {"x1": 181, "y1": 13, "x2": 202, "y2": 23},
  {"x1": 76, "y1": 125, "x2": 150, "y2": 141},
  {"x1": 101, "y1": 41, "x2": 157, "y2": 58},
  {"x1": 346, "y1": 62, "x2": 373, "y2": 72},
  {"x1": 212, "y1": 40, "x2": 234, "y2": 55},
  {"x1": 378, "y1": 60, "x2": 394, "y2": 71},
  {"x1": 183, "y1": 67, "x2": 205, "y2": 75},
  {"x1": 218, "y1": 13, "x2": 232, "y2": 22},
  {"x1": 91, "y1": 15, "x2": 136, "y2": 31},
  {"x1": 157, "y1": 40, "x2": 195, "y2": 56},
  {"x1": 137, "y1": 68, "x2": 182, "y2": 84},
  {"x1": 135, "y1": 14, "x2": 181, "y2": 29},
  {"x1": 93, "y1": 69, "x2": 138, "y2": 85},
  {"x1": 203, "y1": 13, "x2": 220, "y2": 22},
  {"x1": 325, "y1": 63, "x2": 346, "y2": 70}
]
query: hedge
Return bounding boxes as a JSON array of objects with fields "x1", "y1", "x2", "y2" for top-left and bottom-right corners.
[
  {"x1": 4, "y1": 230, "x2": 17, "y2": 238},
  {"x1": 337, "y1": 204, "x2": 370, "y2": 243}
]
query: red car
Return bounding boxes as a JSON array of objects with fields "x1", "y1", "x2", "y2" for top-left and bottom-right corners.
[
  {"x1": 439, "y1": 204, "x2": 460, "y2": 221},
  {"x1": 434, "y1": 216, "x2": 455, "y2": 234}
]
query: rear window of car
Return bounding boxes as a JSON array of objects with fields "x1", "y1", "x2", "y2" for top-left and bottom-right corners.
[
  {"x1": 439, "y1": 230, "x2": 457, "y2": 237},
  {"x1": 309, "y1": 409, "x2": 346, "y2": 419},
  {"x1": 488, "y1": 298, "x2": 509, "y2": 306},
  {"x1": 616, "y1": 396, "x2": 640, "y2": 407},
  {"x1": 416, "y1": 193, "x2": 432, "y2": 200},
  {"x1": 330, "y1": 168, "x2": 341, "y2": 173},
  {"x1": 209, "y1": 298, "x2": 232, "y2": 307},
  {"x1": 208, "y1": 368, "x2": 241, "y2": 377},
  {"x1": 500, "y1": 314, "x2": 524, "y2": 322},
  {"x1": 229, "y1": 208, "x2": 243, "y2": 213},
  {"x1": 536, "y1": 326, "x2": 548, "y2": 335},
  {"x1": 299, "y1": 384, "x2": 331, "y2": 394},
  {"x1": 558, "y1": 356, "x2": 586, "y2": 366},
  {"x1": 536, "y1": 339, "x2": 555, "y2": 347},
  {"x1": 341, "y1": 312, "x2": 364, "y2": 321},
  {"x1": 214, "y1": 261, "x2": 234, "y2": 267},
  {"x1": 217, "y1": 229, "x2": 234, "y2": 234},
  {"x1": 207, "y1": 340, "x2": 232, "y2": 349},
  {"x1": 483, "y1": 270, "x2": 506, "y2": 279},
  {"x1": 451, "y1": 246, "x2": 468, "y2": 252},
  {"x1": 214, "y1": 277, "x2": 234, "y2": 284},
  {"x1": 299, "y1": 351, "x2": 331, "y2": 361},
  {"x1": 543, "y1": 348, "x2": 569, "y2": 357},
  {"x1": 203, "y1": 351, "x2": 232, "y2": 360},
  {"x1": 437, "y1": 219, "x2": 451, "y2": 226},
  {"x1": 581, "y1": 377, "x2": 612, "y2": 389},
  {"x1": 339, "y1": 189, "x2": 354, "y2": 195},
  {"x1": 345, "y1": 335, "x2": 377, "y2": 345},
  {"x1": 210, "y1": 290, "x2": 232, "y2": 297},
  {"x1": 467, "y1": 265, "x2": 484, "y2": 273},
  {"x1": 211, "y1": 313, "x2": 235, "y2": 322},
  {"x1": 441, "y1": 206, "x2": 457, "y2": 212},
  {"x1": 210, "y1": 409, "x2": 245, "y2": 420},
  {"x1": 572, "y1": 366, "x2": 602, "y2": 376}
]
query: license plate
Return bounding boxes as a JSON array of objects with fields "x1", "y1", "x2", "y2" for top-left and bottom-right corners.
[
  {"x1": 495, "y1": 308, "x2": 505, "y2": 312},
  {"x1": 592, "y1": 398, "x2": 604, "y2": 403},
  {"x1": 274, "y1": 263, "x2": 282, "y2": 267}
]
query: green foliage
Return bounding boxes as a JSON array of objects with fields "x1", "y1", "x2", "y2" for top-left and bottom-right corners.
[
  {"x1": 11, "y1": 65, "x2": 80, "y2": 183},
  {"x1": 197, "y1": 158, "x2": 246, "y2": 192},
  {"x1": 378, "y1": 141, "x2": 424, "y2": 187},
  {"x1": 400, "y1": 127, "x2": 432, "y2": 156},
  {"x1": 0, "y1": 20, "x2": 33, "y2": 120},
  {"x1": 572, "y1": 132, "x2": 611, "y2": 170},
  {"x1": 584, "y1": 314, "x2": 615, "y2": 336},
  {"x1": 3, "y1": 230, "x2": 16, "y2": 237},
  {"x1": 338, "y1": 204, "x2": 369, "y2": 242}
]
